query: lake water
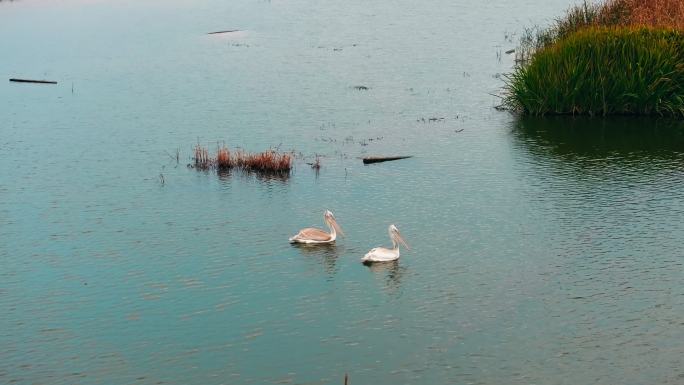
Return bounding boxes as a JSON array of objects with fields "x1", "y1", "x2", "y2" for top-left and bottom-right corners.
[{"x1": 3, "y1": 1, "x2": 684, "y2": 384}]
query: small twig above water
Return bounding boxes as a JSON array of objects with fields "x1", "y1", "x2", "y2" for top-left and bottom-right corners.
[
  {"x1": 164, "y1": 148, "x2": 180, "y2": 164},
  {"x1": 307, "y1": 154, "x2": 321, "y2": 170}
]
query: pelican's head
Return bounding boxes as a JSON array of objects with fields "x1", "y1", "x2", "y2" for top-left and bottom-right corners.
[
  {"x1": 389, "y1": 224, "x2": 410, "y2": 250},
  {"x1": 324, "y1": 210, "x2": 344, "y2": 237}
]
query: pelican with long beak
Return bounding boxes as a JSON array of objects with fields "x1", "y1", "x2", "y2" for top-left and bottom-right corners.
[
  {"x1": 289, "y1": 210, "x2": 344, "y2": 244},
  {"x1": 361, "y1": 224, "x2": 410, "y2": 263}
]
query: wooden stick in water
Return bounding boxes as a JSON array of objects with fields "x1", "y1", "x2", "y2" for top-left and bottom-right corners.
[
  {"x1": 207, "y1": 29, "x2": 240, "y2": 35},
  {"x1": 362, "y1": 155, "x2": 412, "y2": 164},
  {"x1": 9, "y1": 78, "x2": 57, "y2": 84}
]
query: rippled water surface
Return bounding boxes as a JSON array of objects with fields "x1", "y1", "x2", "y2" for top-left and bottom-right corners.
[{"x1": 3, "y1": 1, "x2": 684, "y2": 384}]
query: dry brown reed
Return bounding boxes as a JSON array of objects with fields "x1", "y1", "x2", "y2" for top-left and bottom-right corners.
[
  {"x1": 216, "y1": 146, "x2": 231, "y2": 169},
  {"x1": 623, "y1": 0, "x2": 684, "y2": 29},
  {"x1": 193, "y1": 144, "x2": 292, "y2": 174},
  {"x1": 194, "y1": 144, "x2": 210, "y2": 169},
  {"x1": 592, "y1": 0, "x2": 684, "y2": 29},
  {"x1": 233, "y1": 150, "x2": 292, "y2": 172}
]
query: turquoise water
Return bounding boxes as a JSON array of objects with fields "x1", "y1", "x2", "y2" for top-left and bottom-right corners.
[{"x1": 3, "y1": 1, "x2": 684, "y2": 384}]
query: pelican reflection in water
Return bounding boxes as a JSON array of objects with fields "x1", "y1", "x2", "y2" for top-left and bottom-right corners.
[
  {"x1": 366, "y1": 260, "x2": 407, "y2": 294},
  {"x1": 361, "y1": 224, "x2": 410, "y2": 263},
  {"x1": 289, "y1": 210, "x2": 344, "y2": 244},
  {"x1": 292, "y1": 242, "x2": 343, "y2": 277}
]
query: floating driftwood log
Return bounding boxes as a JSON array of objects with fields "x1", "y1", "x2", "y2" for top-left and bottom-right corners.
[
  {"x1": 362, "y1": 156, "x2": 412, "y2": 164},
  {"x1": 9, "y1": 78, "x2": 57, "y2": 84},
  {"x1": 207, "y1": 29, "x2": 240, "y2": 35}
]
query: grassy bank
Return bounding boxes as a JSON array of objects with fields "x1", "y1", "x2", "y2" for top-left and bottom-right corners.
[{"x1": 505, "y1": 0, "x2": 684, "y2": 117}]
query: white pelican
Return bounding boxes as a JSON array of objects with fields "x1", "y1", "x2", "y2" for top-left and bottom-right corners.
[
  {"x1": 361, "y1": 224, "x2": 410, "y2": 263},
  {"x1": 289, "y1": 210, "x2": 344, "y2": 244}
]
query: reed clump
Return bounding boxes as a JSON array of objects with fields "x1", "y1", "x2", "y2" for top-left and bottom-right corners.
[
  {"x1": 194, "y1": 144, "x2": 211, "y2": 168},
  {"x1": 506, "y1": 27, "x2": 684, "y2": 116},
  {"x1": 520, "y1": 0, "x2": 684, "y2": 59},
  {"x1": 216, "y1": 146, "x2": 231, "y2": 169},
  {"x1": 193, "y1": 145, "x2": 292, "y2": 174},
  {"x1": 505, "y1": 0, "x2": 684, "y2": 117},
  {"x1": 233, "y1": 150, "x2": 293, "y2": 172}
]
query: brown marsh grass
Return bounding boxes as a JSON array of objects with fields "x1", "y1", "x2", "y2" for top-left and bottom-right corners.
[
  {"x1": 592, "y1": 0, "x2": 684, "y2": 29},
  {"x1": 194, "y1": 144, "x2": 211, "y2": 168},
  {"x1": 233, "y1": 150, "x2": 292, "y2": 172},
  {"x1": 193, "y1": 144, "x2": 292, "y2": 174},
  {"x1": 625, "y1": 0, "x2": 684, "y2": 29},
  {"x1": 216, "y1": 146, "x2": 231, "y2": 169}
]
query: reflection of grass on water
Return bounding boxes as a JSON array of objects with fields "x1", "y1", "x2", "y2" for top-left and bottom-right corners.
[
  {"x1": 513, "y1": 116, "x2": 684, "y2": 158},
  {"x1": 215, "y1": 168, "x2": 292, "y2": 184},
  {"x1": 504, "y1": 0, "x2": 684, "y2": 117}
]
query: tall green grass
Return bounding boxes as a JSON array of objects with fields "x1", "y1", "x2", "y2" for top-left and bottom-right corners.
[
  {"x1": 505, "y1": 27, "x2": 684, "y2": 116},
  {"x1": 518, "y1": 0, "x2": 629, "y2": 60}
]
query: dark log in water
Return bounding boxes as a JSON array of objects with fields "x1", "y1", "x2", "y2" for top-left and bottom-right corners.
[
  {"x1": 9, "y1": 78, "x2": 57, "y2": 84},
  {"x1": 362, "y1": 156, "x2": 412, "y2": 164},
  {"x1": 207, "y1": 29, "x2": 240, "y2": 35}
]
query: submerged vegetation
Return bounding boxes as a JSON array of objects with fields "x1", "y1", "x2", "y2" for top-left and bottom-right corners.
[
  {"x1": 193, "y1": 144, "x2": 293, "y2": 174},
  {"x1": 505, "y1": 0, "x2": 684, "y2": 117}
]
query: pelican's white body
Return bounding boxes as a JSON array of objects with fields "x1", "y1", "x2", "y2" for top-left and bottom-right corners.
[
  {"x1": 289, "y1": 210, "x2": 343, "y2": 244},
  {"x1": 361, "y1": 224, "x2": 409, "y2": 263},
  {"x1": 362, "y1": 246, "x2": 400, "y2": 262}
]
